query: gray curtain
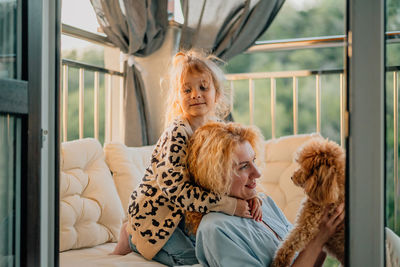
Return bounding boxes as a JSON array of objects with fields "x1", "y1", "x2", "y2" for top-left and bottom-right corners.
[
  {"x1": 90, "y1": 0, "x2": 168, "y2": 146},
  {"x1": 180, "y1": 0, "x2": 285, "y2": 61}
]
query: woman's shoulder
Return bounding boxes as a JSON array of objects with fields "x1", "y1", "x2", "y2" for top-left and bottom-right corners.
[
  {"x1": 198, "y1": 212, "x2": 231, "y2": 230},
  {"x1": 198, "y1": 210, "x2": 248, "y2": 235}
]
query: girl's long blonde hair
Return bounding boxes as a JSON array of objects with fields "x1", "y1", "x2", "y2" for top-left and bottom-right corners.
[
  {"x1": 185, "y1": 122, "x2": 264, "y2": 234},
  {"x1": 164, "y1": 50, "x2": 230, "y2": 128}
]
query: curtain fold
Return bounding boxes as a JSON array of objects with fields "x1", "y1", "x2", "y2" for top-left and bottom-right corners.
[
  {"x1": 180, "y1": 0, "x2": 285, "y2": 61},
  {"x1": 91, "y1": 0, "x2": 168, "y2": 146}
]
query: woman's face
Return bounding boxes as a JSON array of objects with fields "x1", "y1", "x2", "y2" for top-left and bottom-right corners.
[{"x1": 229, "y1": 141, "x2": 261, "y2": 200}]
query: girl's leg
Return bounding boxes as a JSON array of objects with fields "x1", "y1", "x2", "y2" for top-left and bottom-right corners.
[
  {"x1": 111, "y1": 222, "x2": 132, "y2": 255},
  {"x1": 152, "y1": 219, "x2": 198, "y2": 266},
  {"x1": 128, "y1": 219, "x2": 198, "y2": 266}
]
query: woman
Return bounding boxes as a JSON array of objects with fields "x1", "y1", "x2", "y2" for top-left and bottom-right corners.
[{"x1": 185, "y1": 122, "x2": 344, "y2": 267}]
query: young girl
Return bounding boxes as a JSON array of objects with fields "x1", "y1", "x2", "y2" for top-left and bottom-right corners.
[{"x1": 112, "y1": 50, "x2": 261, "y2": 266}]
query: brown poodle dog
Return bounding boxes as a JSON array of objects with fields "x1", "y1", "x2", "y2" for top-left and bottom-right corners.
[{"x1": 271, "y1": 138, "x2": 345, "y2": 267}]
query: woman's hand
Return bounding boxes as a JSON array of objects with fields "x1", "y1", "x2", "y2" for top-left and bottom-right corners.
[
  {"x1": 248, "y1": 197, "x2": 262, "y2": 222},
  {"x1": 316, "y1": 203, "x2": 345, "y2": 246},
  {"x1": 234, "y1": 199, "x2": 252, "y2": 218}
]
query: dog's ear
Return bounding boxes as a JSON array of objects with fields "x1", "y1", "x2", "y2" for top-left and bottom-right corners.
[{"x1": 304, "y1": 165, "x2": 339, "y2": 204}]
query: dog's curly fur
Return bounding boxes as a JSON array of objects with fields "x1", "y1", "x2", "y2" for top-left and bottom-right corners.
[{"x1": 271, "y1": 138, "x2": 345, "y2": 267}]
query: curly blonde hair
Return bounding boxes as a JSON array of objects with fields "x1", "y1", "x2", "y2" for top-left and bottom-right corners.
[
  {"x1": 164, "y1": 50, "x2": 230, "y2": 128},
  {"x1": 185, "y1": 122, "x2": 264, "y2": 234}
]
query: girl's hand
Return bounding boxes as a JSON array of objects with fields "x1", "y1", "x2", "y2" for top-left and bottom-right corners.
[
  {"x1": 248, "y1": 197, "x2": 262, "y2": 222},
  {"x1": 316, "y1": 203, "x2": 345, "y2": 246},
  {"x1": 234, "y1": 199, "x2": 252, "y2": 219}
]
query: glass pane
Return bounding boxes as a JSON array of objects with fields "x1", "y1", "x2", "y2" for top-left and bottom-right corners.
[
  {"x1": 0, "y1": 114, "x2": 21, "y2": 267},
  {"x1": 254, "y1": 79, "x2": 271, "y2": 139},
  {"x1": 386, "y1": 2, "x2": 400, "y2": 266},
  {"x1": 320, "y1": 75, "x2": 340, "y2": 144},
  {"x1": 386, "y1": 0, "x2": 400, "y2": 236},
  {"x1": 231, "y1": 80, "x2": 249, "y2": 125},
  {"x1": 0, "y1": 0, "x2": 17, "y2": 79},
  {"x1": 258, "y1": 0, "x2": 345, "y2": 41},
  {"x1": 61, "y1": 0, "x2": 101, "y2": 34},
  {"x1": 275, "y1": 78, "x2": 293, "y2": 137},
  {"x1": 61, "y1": 35, "x2": 105, "y2": 67},
  {"x1": 297, "y1": 76, "x2": 316, "y2": 134}
]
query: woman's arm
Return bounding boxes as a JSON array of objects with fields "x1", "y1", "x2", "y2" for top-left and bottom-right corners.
[
  {"x1": 291, "y1": 235, "x2": 326, "y2": 267},
  {"x1": 292, "y1": 204, "x2": 344, "y2": 267}
]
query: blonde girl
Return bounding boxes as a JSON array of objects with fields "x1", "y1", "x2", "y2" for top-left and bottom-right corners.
[{"x1": 112, "y1": 50, "x2": 258, "y2": 266}]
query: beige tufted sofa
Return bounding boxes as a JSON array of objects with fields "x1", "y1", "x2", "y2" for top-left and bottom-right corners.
[
  {"x1": 258, "y1": 133, "x2": 320, "y2": 223},
  {"x1": 59, "y1": 134, "x2": 318, "y2": 267}
]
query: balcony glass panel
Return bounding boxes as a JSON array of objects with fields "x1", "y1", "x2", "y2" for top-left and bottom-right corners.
[
  {"x1": 386, "y1": 0, "x2": 400, "y2": 236},
  {"x1": 258, "y1": 0, "x2": 345, "y2": 40},
  {"x1": 0, "y1": 0, "x2": 17, "y2": 79},
  {"x1": 61, "y1": 0, "x2": 101, "y2": 35},
  {"x1": 0, "y1": 115, "x2": 21, "y2": 267}
]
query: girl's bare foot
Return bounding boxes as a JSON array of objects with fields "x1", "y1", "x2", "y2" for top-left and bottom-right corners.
[{"x1": 110, "y1": 222, "x2": 132, "y2": 255}]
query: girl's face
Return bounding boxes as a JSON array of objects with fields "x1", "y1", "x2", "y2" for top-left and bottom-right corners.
[
  {"x1": 179, "y1": 71, "x2": 217, "y2": 121},
  {"x1": 229, "y1": 141, "x2": 261, "y2": 200}
]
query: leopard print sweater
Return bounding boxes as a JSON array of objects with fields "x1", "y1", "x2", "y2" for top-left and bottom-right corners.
[{"x1": 126, "y1": 118, "x2": 237, "y2": 260}]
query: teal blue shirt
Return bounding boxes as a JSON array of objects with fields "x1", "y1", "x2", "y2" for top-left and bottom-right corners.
[{"x1": 196, "y1": 194, "x2": 293, "y2": 267}]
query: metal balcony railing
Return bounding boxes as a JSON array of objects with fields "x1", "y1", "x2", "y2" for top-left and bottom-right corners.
[
  {"x1": 225, "y1": 69, "x2": 346, "y2": 146},
  {"x1": 61, "y1": 59, "x2": 123, "y2": 143}
]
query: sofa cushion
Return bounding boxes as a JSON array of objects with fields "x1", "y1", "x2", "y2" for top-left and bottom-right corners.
[
  {"x1": 257, "y1": 133, "x2": 321, "y2": 223},
  {"x1": 386, "y1": 227, "x2": 400, "y2": 267},
  {"x1": 60, "y1": 138, "x2": 125, "y2": 252},
  {"x1": 104, "y1": 143, "x2": 155, "y2": 219}
]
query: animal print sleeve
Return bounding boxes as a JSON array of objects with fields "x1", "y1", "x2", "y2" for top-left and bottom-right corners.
[{"x1": 151, "y1": 123, "x2": 237, "y2": 216}]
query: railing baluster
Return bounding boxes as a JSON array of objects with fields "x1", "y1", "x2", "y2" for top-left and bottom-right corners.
[
  {"x1": 249, "y1": 79, "x2": 255, "y2": 125},
  {"x1": 394, "y1": 71, "x2": 399, "y2": 231},
  {"x1": 340, "y1": 74, "x2": 345, "y2": 147},
  {"x1": 316, "y1": 74, "x2": 321, "y2": 133},
  {"x1": 230, "y1": 81, "x2": 234, "y2": 113},
  {"x1": 79, "y1": 68, "x2": 84, "y2": 139},
  {"x1": 62, "y1": 65, "x2": 68, "y2": 142},
  {"x1": 105, "y1": 74, "x2": 112, "y2": 143},
  {"x1": 94, "y1": 71, "x2": 99, "y2": 140},
  {"x1": 119, "y1": 76, "x2": 124, "y2": 142},
  {"x1": 293, "y1": 76, "x2": 298, "y2": 135},
  {"x1": 61, "y1": 60, "x2": 123, "y2": 145},
  {"x1": 271, "y1": 78, "x2": 276, "y2": 139}
]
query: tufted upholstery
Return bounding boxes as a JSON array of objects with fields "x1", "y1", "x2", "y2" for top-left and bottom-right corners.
[
  {"x1": 386, "y1": 227, "x2": 400, "y2": 267},
  {"x1": 104, "y1": 143, "x2": 155, "y2": 220},
  {"x1": 60, "y1": 138, "x2": 125, "y2": 252},
  {"x1": 257, "y1": 133, "x2": 321, "y2": 223}
]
